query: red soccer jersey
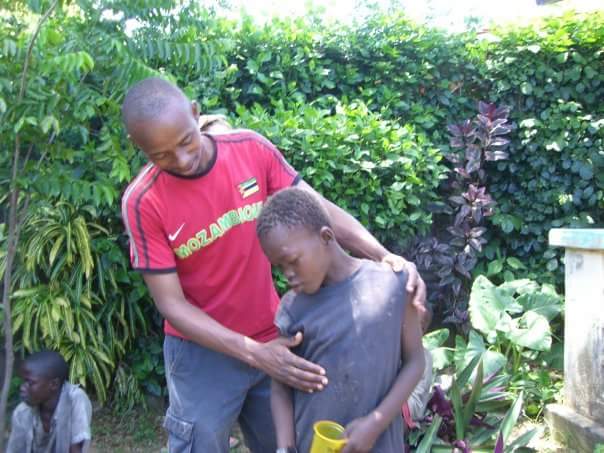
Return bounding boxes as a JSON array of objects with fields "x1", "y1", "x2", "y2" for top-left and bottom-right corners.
[{"x1": 121, "y1": 130, "x2": 298, "y2": 342}]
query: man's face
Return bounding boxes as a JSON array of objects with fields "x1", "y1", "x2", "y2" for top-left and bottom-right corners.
[
  {"x1": 127, "y1": 99, "x2": 206, "y2": 177},
  {"x1": 260, "y1": 224, "x2": 331, "y2": 295},
  {"x1": 19, "y1": 363, "x2": 57, "y2": 406}
]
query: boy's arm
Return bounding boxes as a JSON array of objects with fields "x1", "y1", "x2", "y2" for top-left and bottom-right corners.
[
  {"x1": 342, "y1": 302, "x2": 425, "y2": 453},
  {"x1": 271, "y1": 378, "x2": 297, "y2": 449}
]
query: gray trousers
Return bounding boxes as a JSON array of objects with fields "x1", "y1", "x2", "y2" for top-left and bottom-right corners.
[{"x1": 163, "y1": 336, "x2": 277, "y2": 453}]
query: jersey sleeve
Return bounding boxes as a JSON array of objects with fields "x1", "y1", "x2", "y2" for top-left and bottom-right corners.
[
  {"x1": 252, "y1": 131, "x2": 299, "y2": 195},
  {"x1": 121, "y1": 173, "x2": 177, "y2": 273}
]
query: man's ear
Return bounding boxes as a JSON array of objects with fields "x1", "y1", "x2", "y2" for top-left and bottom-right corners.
[
  {"x1": 49, "y1": 377, "x2": 62, "y2": 392},
  {"x1": 319, "y1": 226, "x2": 335, "y2": 244},
  {"x1": 191, "y1": 100, "x2": 200, "y2": 118}
]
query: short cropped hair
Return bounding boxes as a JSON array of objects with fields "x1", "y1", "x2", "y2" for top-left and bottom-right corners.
[
  {"x1": 257, "y1": 187, "x2": 332, "y2": 239},
  {"x1": 121, "y1": 77, "x2": 187, "y2": 126},
  {"x1": 24, "y1": 350, "x2": 69, "y2": 383}
]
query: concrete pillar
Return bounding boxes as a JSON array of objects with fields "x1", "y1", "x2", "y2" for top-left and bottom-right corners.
[{"x1": 546, "y1": 229, "x2": 604, "y2": 452}]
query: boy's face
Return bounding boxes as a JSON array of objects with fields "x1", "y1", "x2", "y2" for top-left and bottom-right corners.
[
  {"x1": 19, "y1": 363, "x2": 58, "y2": 406},
  {"x1": 127, "y1": 99, "x2": 207, "y2": 177},
  {"x1": 260, "y1": 224, "x2": 331, "y2": 295}
]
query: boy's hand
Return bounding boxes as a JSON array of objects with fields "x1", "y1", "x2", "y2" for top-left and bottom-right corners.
[
  {"x1": 252, "y1": 332, "x2": 328, "y2": 392},
  {"x1": 341, "y1": 415, "x2": 381, "y2": 453},
  {"x1": 381, "y1": 253, "x2": 426, "y2": 313}
]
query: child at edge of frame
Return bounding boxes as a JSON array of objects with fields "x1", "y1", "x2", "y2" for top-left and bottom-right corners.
[
  {"x1": 256, "y1": 187, "x2": 425, "y2": 453},
  {"x1": 6, "y1": 350, "x2": 92, "y2": 453}
]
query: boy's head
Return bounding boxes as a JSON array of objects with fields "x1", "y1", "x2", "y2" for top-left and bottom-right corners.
[
  {"x1": 198, "y1": 114, "x2": 232, "y2": 133},
  {"x1": 257, "y1": 187, "x2": 335, "y2": 294},
  {"x1": 19, "y1": 350, "x2": 68, "y2": 406},
  {"x1": 122, "y1": 77, "x2": 205, "y2": 177}
]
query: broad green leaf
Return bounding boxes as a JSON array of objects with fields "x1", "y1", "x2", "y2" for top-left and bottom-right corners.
[
  {"x1": 423, "y1": 328, "x2": 450, "y2": 349},
  {"x1": 455, "y1": 332, "x2": 506, "y2": 378},
  {"x1": 507, "y1": 311, "x2": 552, "y2": 351},
  {"x1": 469, "y1": 276, "x2": 515, "y2": 340}
]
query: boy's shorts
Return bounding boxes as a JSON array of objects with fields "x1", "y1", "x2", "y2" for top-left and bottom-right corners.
[{"x1": 163, "y1": 335, "x2": 277, "y2": 453}]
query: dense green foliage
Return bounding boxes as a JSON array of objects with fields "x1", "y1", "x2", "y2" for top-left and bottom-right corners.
[{"x1": 1, "y1": 0, "x2": 602, "y2": 404}]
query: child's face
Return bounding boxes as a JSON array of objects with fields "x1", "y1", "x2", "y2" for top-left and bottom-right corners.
[
  {"x1": 127, "y1": 99, "x2": 206, "y2": 177},
  {"x1": 19, "y1": 363, "x2": 57, "y2": 406},
  {"x1": 260, "y1": 224, "x2": 331, "y2": 295}
]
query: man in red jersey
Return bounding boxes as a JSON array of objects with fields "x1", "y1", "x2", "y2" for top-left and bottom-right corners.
[{"x1": 121, "y1": 77, "x2": 426, "y2": 453}]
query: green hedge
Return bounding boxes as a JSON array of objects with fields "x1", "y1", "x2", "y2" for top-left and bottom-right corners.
[
  {"x1": 236, "y1": 100, "x2": 446, "y2": 247},
  {"x1": 220, "y1": 10, "x2": 604, "y2": 284}
]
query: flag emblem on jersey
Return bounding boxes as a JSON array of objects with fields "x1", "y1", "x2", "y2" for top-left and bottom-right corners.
[{"x1": 238, "y1": 177, "x2": 259, "y2": 198}]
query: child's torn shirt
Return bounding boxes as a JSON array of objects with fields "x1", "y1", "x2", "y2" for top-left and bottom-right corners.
[{"x1": 7, "y1": 382, "x2": 92, "y2": 453}]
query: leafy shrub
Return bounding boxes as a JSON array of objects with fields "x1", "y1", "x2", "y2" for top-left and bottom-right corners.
[
  {"x1": 236, "y1": 100, "x2": 447, "y2": 248},
  {"x1": 468, "y1": 276, "x2": 564, "y2": 416},
  {"x1": 479, "y1": 13, "x2": 604, "y2": 284},
  {"x1": 411, "y1": 274, "x2": 562, "y2": 449},
  {"x1": 8, "y1": 202, "x2": 149, "y2": 402},
  {"x1": 407, "y1": 101, "x2": 512, "y2": 322}
]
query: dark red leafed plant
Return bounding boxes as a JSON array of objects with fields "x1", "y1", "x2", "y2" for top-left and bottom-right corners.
[{"x1": 407, "y1": 101, "x2": 512, "y2": 326}]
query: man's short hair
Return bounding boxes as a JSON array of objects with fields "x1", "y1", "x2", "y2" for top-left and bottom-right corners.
[
  {"x1": 121, "y1": 77, "x2": 187, "y2": 126},
  {"x1": 257, "y1": 187, "x2": 332, "y2": 239},
  {"x1": 24, "y1": 350, "x2": 69, "y2": 383}
]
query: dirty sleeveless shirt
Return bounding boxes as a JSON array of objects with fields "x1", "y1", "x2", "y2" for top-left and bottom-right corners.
[{"x1": 275, "y1": 260, "x2": 408, "y2": 453}]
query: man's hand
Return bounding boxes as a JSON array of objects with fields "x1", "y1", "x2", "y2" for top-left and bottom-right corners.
[
  {"x1": 252, "y1": 332, "x2": 328, "y2": 392},
  {"x1": 381, "y1": 253, "x2": 427, "y2": 312},
  {"x1": 341, "y1": 415, "x2": 381, "y2": 453}
]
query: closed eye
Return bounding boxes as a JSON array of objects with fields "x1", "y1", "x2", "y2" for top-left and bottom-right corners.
[{"x1": 151, "y1": 152, "x2": 169, "y2": 161}]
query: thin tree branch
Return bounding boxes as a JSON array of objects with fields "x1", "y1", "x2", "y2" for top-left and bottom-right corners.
[{"x1": 0, "y1": 1, "x2": 59, "y2": 450}]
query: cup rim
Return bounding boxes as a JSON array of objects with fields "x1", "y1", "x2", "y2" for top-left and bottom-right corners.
[{"x1": 312, "y1": 420, "x2": 347, "y2": 446}]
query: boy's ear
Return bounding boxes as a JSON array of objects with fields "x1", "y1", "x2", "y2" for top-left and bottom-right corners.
[{"x1": 319, "y1": 226, "x2": 334, "y2": 244}]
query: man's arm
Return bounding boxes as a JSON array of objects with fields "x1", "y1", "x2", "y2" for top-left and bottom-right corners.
[
  {"x1": 144, "y1": 272, "x2": 327, "y2": 392},
  {"x1": 342, "y1": 302, "x2": 425, "y2": 453},
  {"x1": 296, "y1": 180, "x2": 426, "y2": 310},
  {"x1": 271, "y1": 378, "x2": 296, "y2": 449}
]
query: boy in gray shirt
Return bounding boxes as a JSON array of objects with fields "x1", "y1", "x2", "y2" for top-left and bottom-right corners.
[
  {"x1": 257, "y1": 188, "x2": 425, "y2": 453},
  {"x1": 7, "y1": 350, "x2": 92, "y2": 453}
]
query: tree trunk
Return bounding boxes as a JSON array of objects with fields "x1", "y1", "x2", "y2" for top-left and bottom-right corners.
[{"x1": 0, "y1": 2, "x2": 59, "y2": 449}]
